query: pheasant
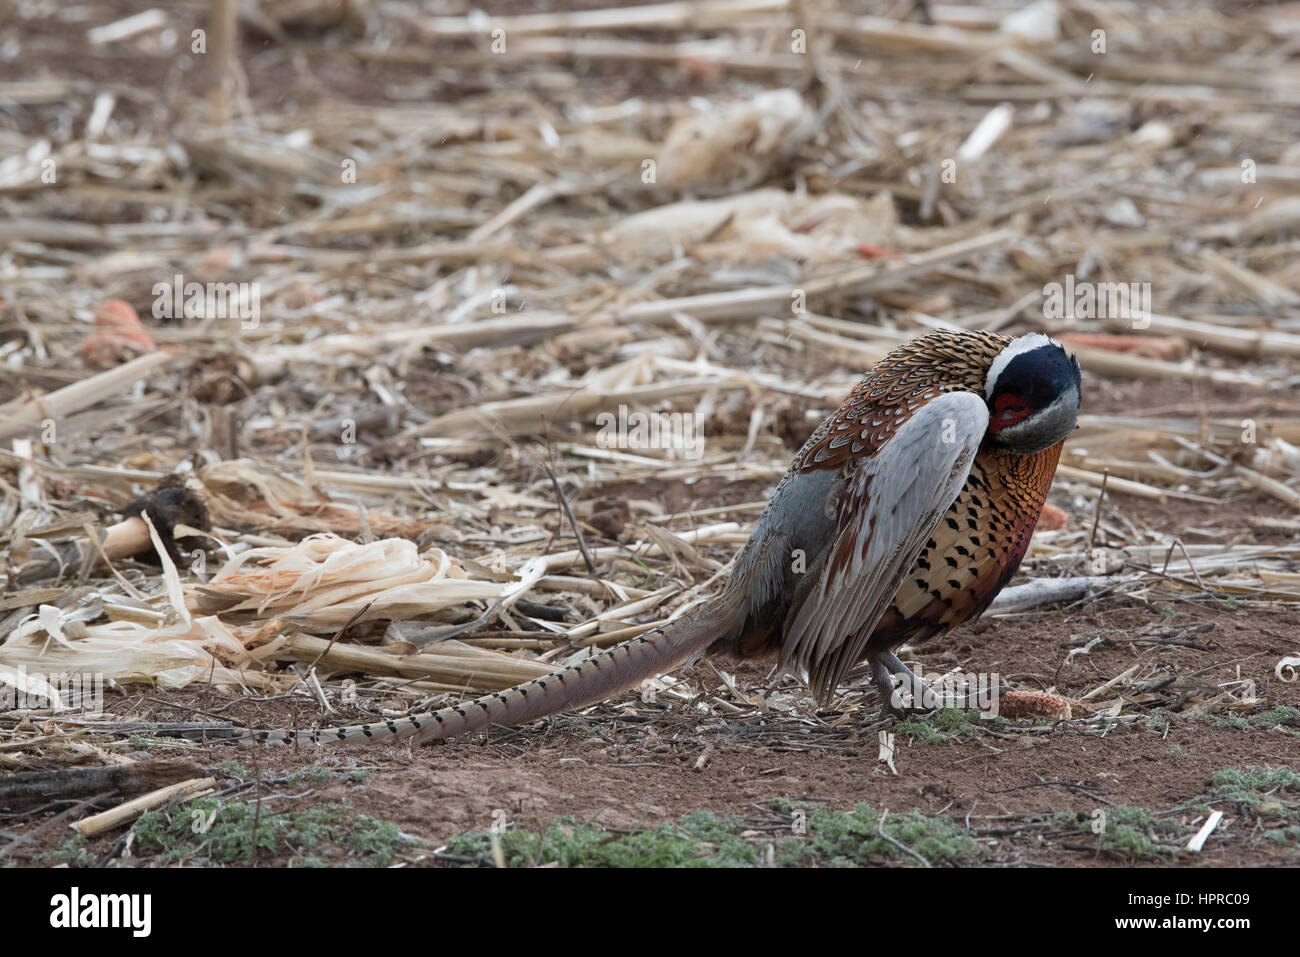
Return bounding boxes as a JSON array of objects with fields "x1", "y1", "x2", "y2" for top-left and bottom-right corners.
[{"x1": 238, "y1": 329, "x2": 1081, "y2": 747}]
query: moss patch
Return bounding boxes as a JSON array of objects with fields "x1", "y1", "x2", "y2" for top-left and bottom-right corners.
[
  {"x1": 893, "y1": 708, "x2": 1009, "y2": 743},
  {"x1": 777, "y1": 802, "x2": 985, "y2": 867},
  {"x1": 444, "y1": 811, "x2": 759, "y2": 868},
  {"x1": 131, "y1": 797, "x2": 414, "y2": 867},
  {"x1": 444, "y1": 802, "x2": 984, "y2": 868},
  {"x1": 1074, "y1": 804, "x2": 1182, "y2": 860}
]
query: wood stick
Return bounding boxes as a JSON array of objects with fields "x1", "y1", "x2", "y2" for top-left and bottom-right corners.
[
  {"x1": 1055, "y1": 464, "x2": 1168, "y2": 501},
  {"x1": 284, "y1": 633, "x2": 555, "y2": 688},
  {"x1": 1069, "y1": 345, "x2": 1264, "y2": 386},
  {"x1": 1186, "y1": 810, "x2": 1223, "y2": 853},
  {"x1": 541, "y1": 460, "x2": 597, "y2": 575},
  {"x1": 252, "y1": 313, "x2": 573, "y2": 373},
  {"x1": 87, "y1": 8, "x2": 168, "y2": 45},
  {"x1": 468, "y1": 181, "x2": 568, "y2": 244},
  {"x1": 0, "y1": 760, "x2": 206, "y2": 811},
  {"x1": 986, "y1": 576, "x2": 1117, "y2": 615},
  {"x1": 355, "y1": 37, "x2": 808, "y2": 76},
  {"x1": 1198, "y1": 249, "x2": 1300, "y2": 306},
  {"x1": 784, "y1": 321, "x2": 891, "y2": 365},
  {"x1": 417, "y1": 376, "x2": 753, "y2": 437},
  {"x1": 957, "y1": 103, "x2": 1014, "y2": 161},
  {"x1": 0, "y1": 351, "x2": 181, "y2": 442},
  {"x1": 395, "y1": 0, "x2": 790, "y2": 37},
  {"x1": 1233, "y1": 463, "x2": 1300, "y2": 509},
  {"x1": 207, "y1": 0, "x2": 238, "y2": 126},
  {"x1": 73, "y1": 776, "x2": 216, "y2": 837},
  {"x1": 1105, "y1": 312, "x2": 1300, "y2": 358},
  {"x1": 615, "y1": 229, "x2": 1016, "y2": 326},
  {"x1": 821, "y1": 13, "x2": 1028, "y2": 52}
]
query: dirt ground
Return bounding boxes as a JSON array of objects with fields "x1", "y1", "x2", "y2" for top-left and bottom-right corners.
[
  {"x1": 2, "y1": 1, "x2": 1299, "y2": 868},
  {"x1": 8, "y1": 383, "x2": 1298, "y2": 866}
]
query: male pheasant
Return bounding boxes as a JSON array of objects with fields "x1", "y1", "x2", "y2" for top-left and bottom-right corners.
[{"x1": 240, "y1": 329, "x2": 1081, "y2": 746}]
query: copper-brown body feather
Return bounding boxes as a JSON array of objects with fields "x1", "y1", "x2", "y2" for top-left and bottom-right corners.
[{"x1": 872, "y1": 446, "x2": 1062, "y2": 647}]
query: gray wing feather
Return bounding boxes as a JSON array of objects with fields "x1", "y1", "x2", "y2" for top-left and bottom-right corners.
[{"x1": 782, "y1": 391, "x2": 988, "y2": 701}]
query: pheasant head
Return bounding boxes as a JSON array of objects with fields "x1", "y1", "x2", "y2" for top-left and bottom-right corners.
[{"x1": 983, "y1": 333, "x2": 1082, "y2": 455}]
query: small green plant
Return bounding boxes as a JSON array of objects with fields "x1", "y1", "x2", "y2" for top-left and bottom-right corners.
[
  {"x1": 1245, "y1": 706, "x2": 1299, "y2": 730},
  {"x1": 778, "y1": 802, "x2": 985, "y2": 867},
  {"x1": 132, "y1": 798, "x2": 413, "y2": 867},
  {"x1": 1201, "y1": 768, "x2": 1300, "y2": 821},
  {"x1": 445, "y1": 803, "x2": 984, "y2": 868},
  {"x1": 1080, "y1": 805, "x2": 1181, "y2": 860},
  {"x1": 444, "y1": 812, "x2": 758, "y2": 868},
  {"x1": 1208, "y1": 706, "x2": 1300, "y2": 733},
  {"x1": 282, "y1": 767, "x2": 325, "y2": 786},
  {"x1": 41, "y1": 834, "x2": 98, "y2": 868},
  {"x1": 1263, "y1": 825, "x2": 1300, "y2": 848},
  {"x1": 1069, "y1": 768, "x2": 1300, "y2": 861},
  {"x1": 894, "y1": 708, "x2": 986, "y2": 744},
  {"x1": 212, "y1": 760, "x2": 253, "y2": 780},
  {"x1": 1144, "y1": 714, "x2": 1171, "y2": 734},
  {"x1": 284, "y1": 766, "x2": 371, "y2": 787}
]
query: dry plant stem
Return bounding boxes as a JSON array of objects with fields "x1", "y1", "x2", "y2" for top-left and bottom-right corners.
[
  {"x1": 11, "y1": 516, "x2": 150, "y2": 584},
  {"x1": 985, "y1": 577, "x2": 1116, "y2": 615},
  {"x1": 1079, "y1": 663, "x2": 1144, "y2": 702},
  {"x1": 396, "y1": 0, "x2": 791, "y2": 37},
  {"x1": 493, "y1": 36, "x2": 806, "y2": 75},
  {"x1": 876, "y1": 808, "x2": 932, "y2": 867},
  {"x1": 87, "y1": 9, "x2": 168, "y2": 45},
  {"x1": 208, "y1": 0, "x2": 238, "y2": 126},
  {"x1": 284, "y1": 633, "x2": 555, "y2": 688},
  {"x1": 541, "y1": 459, "x2": 596, "y2": 575},
  {"x1": 1088, "y1": 470, "x2": 1109, "y2": 552},
  {"x1": 1055, "y1": 465, "x2": 1168, "y2": 502},
  {"x1": 1105, "y1": 310, "x2": 1300, "y2": 356},
  {"x1": 305, "y1": 601, "x2": 374, "y2": 671},
  {"x1": 72, "y1": 777, "x2": 216, "y2": 838},
  {"x1": 0, "y1": 351, "x2": 180, "y2": 442},
  {"x1": 617, "y1": 229, "x2": 1016, "y2": 326}
]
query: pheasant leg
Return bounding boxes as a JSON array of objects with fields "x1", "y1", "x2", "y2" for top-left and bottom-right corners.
[
  {"x1": 871, "y1": 653, "x2": 937, "y2": 718},
  {"x1": 873, "y1": 651, "x2": 1002, "y2": 717}
]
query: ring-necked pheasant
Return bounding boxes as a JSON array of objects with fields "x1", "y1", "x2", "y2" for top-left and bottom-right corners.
[{"x1": 239, "y1": 329, "x2": 1081, "y2": 746}]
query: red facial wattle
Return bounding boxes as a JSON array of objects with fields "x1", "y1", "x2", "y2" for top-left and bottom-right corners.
[{"x1": 989, "y1": 392, "x2": 1032, "y2": 434}]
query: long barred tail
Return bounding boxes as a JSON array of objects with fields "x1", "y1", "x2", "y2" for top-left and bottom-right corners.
[{"x1": 235, "y1": 604, "x2": 739, "y2": 748}]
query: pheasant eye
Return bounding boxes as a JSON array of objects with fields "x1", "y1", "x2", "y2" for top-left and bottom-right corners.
[{"x1": 991, "y1": 392, "x2": 1033, "y2": 432}]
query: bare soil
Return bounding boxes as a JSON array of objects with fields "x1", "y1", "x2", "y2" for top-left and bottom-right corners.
[{"x1": 8, "y1": 465, "x2": 1295, "y2": 867}]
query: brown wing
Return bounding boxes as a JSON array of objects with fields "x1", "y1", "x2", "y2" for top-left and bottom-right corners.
[{"x1": 793, "y1": 329, "x2": 1011, "y2": 476}]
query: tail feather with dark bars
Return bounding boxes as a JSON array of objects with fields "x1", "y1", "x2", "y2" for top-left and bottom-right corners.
[{"x1": 236, "y1": 604, "x2": 740, "y2": 747}]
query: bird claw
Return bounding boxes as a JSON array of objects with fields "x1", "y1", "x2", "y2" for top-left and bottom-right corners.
[{"x1": 871, "y1": 651, "x2": 1004, "y2": 720}]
